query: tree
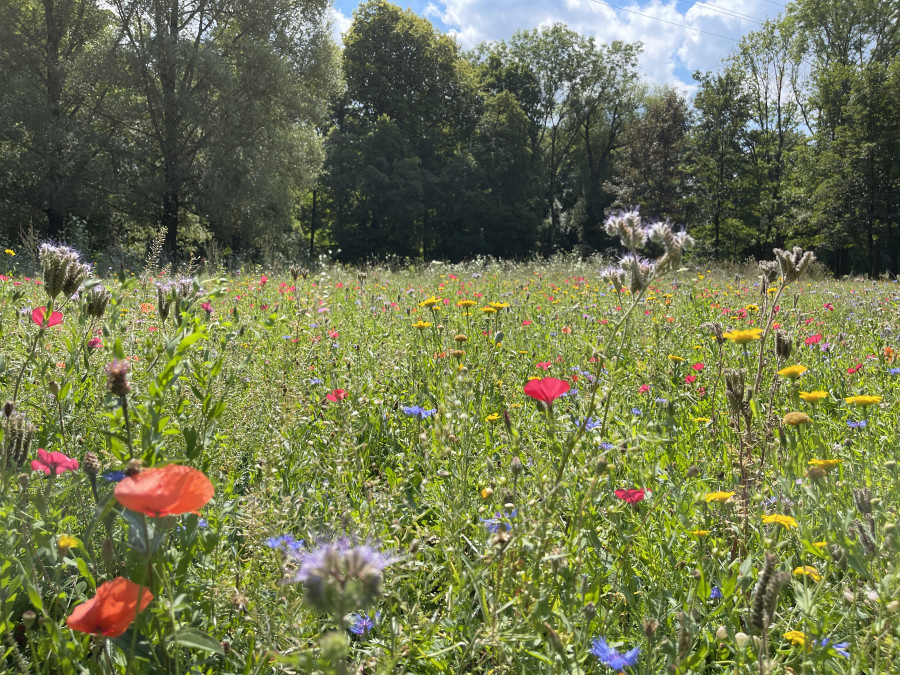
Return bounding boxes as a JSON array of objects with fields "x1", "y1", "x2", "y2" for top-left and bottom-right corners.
[
  {"x1": 687, "y1": 67, "x2": 752, "y2": 257},
  {"x1": 0, "y1": 0, "x2": 116, "y2": 240},
  {"x1": 605, "y1": 86, "x2": 691, "y2": 223},
  {"x1": 108, "y1": 0, "x2": 339, "y2": 256}
]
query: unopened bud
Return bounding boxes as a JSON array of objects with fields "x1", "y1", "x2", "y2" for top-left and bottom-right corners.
[
  {"x1": 49, "y1": 381, "x2": 60, "y2": 396},
  {"x1": 510, "y1": 456, "x2": 524, "y2": 477}
]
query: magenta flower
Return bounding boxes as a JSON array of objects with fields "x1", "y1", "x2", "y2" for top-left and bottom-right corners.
[
  {"x1": 201, "y1": 302, "x2": 213, "y2": 315},
  {"x1": 614, "y1": 488, "x2": 646, "y2": 504},
  {"x1": 523, "y1": 377, "x2": 570, "y2": 404},
  {"x1": 32, "y1": 307, "x2": 63, "y2": 328},
  {"x1": 31, "y1": 449, "x2": 79, "y2": 475}
]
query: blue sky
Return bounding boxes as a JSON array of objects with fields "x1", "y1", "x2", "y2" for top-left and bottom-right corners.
[{"x1": 330, "y1": 0, "x2": 787, "y2": 91}]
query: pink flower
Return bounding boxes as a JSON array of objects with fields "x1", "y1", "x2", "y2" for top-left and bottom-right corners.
[
  {"x1": 325, "y1": 389, "x2": 348, "y2": 402},
  {"x1": 522, "y1": 320, "x2": 532, "y2": 326},
  {"x1": 684, "y1": 375, "x2": 697, "y2": 384},
  {"x1": 847, "y1": 364, "x2": 862, "y2": 374},
  {"x1": 31, "y1": 449, "x2": 79, "y2": 475},
  {"x1": 201, "y1": 302, "x2": 212, "y2": 315},
  {"x1": 823, "y1": 303, "x2": 834, "y2": 311},
  {"x1": 691, "y1": 363, "x2": 705, "y2": 371},
  {"x1": 523, "y1": 377, "x2": 570, "y2": 404},
  {"x1": 536, "y1": 362, "x2": 551, "y2": 370},
  {"x1": 805, "y1": 334, "x2": 822, "y2": 345},
  {"x1": 614, "y1": 488, "x2": 646, "y2": 505},
  {"x1": 260, "y1": 275, "x2": 268, "y2": 286},
  {"x1": 87, "y1": 337, "x2": 102, "y2": 349},
  {"x1": 639, "y1": 385, "x2": 651, "y2": 394},
  {"x1": 32, "y1": 307, "x2": 63, "y2": 328}
]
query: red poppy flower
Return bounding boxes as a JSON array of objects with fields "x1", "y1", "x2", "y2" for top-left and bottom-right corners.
[
  {"x1": 638, "y1": 385, "x2": 651, "y2": 394},
  {"x1": 691, "y1": 363, "x2": 705, "y2": 371},
  {"x1": 87, "y1": 337, "x2": 103, "y2": 349},
  {"x1": 847, "y1": 364, "x2": 862, "y2": 374},
  {"x1": 536, "y1": 362, "x2": 551, "y2": 370},
  {"x1": 31, "y1": 448, "x2": 79, "y2": 475},
  {"x1": 523, "y1": 377, "x2": 570, "y2": 404},
  {"x1": 201, "y1": 302, "x2": 213, "y2": 315},
  {"x1": 823, "y1": 303, "x2": 834, "y2": 311},
  {"x1": 260, "y1": 274, "x2": 268, "y2": 286},
  {"x1": 614, "y1": 488, "x2": 646, "y2": 504},
  {"x1": 32, "y1": 307, "x2": 63, "y2": 328},
  {"x1": 805, "y1": 334, "x2": 822, "y2": 345},
  {"x1": 66, "y1": 577, "x2": 153, "y2": 637},
  {"x1": 685, "y1": 375, "x2": 697, "y2": 384},
  {"x1": 326, "y1": 389, "x2": 348, "y2": 402},
  {"x1": 114, "y1": 465, "x2": 214, "y2": 517}
]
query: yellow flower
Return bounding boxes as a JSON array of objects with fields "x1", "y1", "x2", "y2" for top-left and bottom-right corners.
[
  {"x1": 812, "y1": 541, "x2": 826, "y2": 550},
  {"x1": 722, "y1": 328, "x2": 763, "y2": 344},
  {"x1": 689, "y1": 530, "x2": 711, "y2": 537},
  {"x1": 413, "y1": 320, "x2": 433, "y2": 330},
  {"x1": 419, "y1": 296, "x2": 440, "y2": 308},
  {"x1": 784, "y1": 630, "x2": 806, "y2": 647},
  {"x1": 745, "y1": 304, "x2": 759, "y2": 312},
  {"x1": 782, "y1": 412, "x2": 812, "y2": 426},
  {"x1": 793, "y1": 566, "x2": 821, "y2": 582},
  {"x1": 489, "y1": 302, "x2": 509, "y2": 310},
  {"x1": 704, "y1": 491, "x2": 735, "y2": 503},
  {"x1": 481, "y1": 306, "x2": 496, "y2": 314},
  {"x1": 763, "y1": 514, "x2": 798, "y2": 529},
  {"x1": 693, "y1": 417, "x2": 711, "y2": 424},
  {"x1": 799, "y1": 390, "x2": 828, "y2": 403},
  {"x1": 845, "y1": 395, "x2": 882, "y2": 406},
  {"x1": 485, "y1": 413, "x2": 501, "y2": 422},
  {"x1": 4, "y1": 249, "x2": 14, "y2": 256},
  {"x1": 668, "y1": 355, "x2": 684, "y2": 362},
  {"x1": 808, "y1": 458, "x2": 842, "y2": 470},
  {"x1": 778, "y1": 364, "x2": 808, "y2": 379},
  {"x1": 457, "y1": 300, "x2": 476, "y2": 308},
  {"x1": 58, "y1": 534, "x2": 78, "y2": 555},
  {"x1": 480, "y1": 487, "x2": 493, "y2": 499}
]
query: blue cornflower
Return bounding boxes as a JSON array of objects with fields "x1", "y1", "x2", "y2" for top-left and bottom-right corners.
[
  {"x1": 654, "y1": 397, "x2": 668, "y2": 404},
  {"x1": 310, "y1": 377, "x2": 323, "y2": 385},
  {"x1": 348, "y1": 611, "x2": 380, "y2": 636},
  {"x1": 265, "y1": 534, "x2": 304, "y2": 552},
  {"x1": 102, "y1": 470, "x2": 126, "y2": 482},
  {"x1": 847, "y1": 419, "x2": 867, "y2": 429},
  {"x1": 889, "y1": 367, "x2": 900, "y2": 375},
  {"x1": 401, "y1": 405, "x2": 436, "y2": 420},
  {"x1": 578, "y1": 417, "x2": 601, "y2": 431},
  {"x1": 481, "y1": 510, "x2": 517, "y2": 533},
  {"x1": 813, "y1": 637, "x2": 850, "y2": 658},
  {"x1": 590, "y1": 637, "x2": 639, "y2": 671},
  {"x1": 632, "y1": 408, "x2": 642, "y2": 416},
  {"x1": 598, "y1": 441, "x2": 615, "y2": 450},
  {"x1": 709, "y1": 586, "x2": 722, "y2": 600}
]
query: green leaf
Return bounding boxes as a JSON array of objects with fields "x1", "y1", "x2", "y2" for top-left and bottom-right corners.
[{"x1": 171, "y1": 627, "x2": 225, "y2": 654}]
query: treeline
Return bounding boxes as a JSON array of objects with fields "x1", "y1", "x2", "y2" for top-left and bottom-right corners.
[{"x1": 1, "y1": 0, "x2": 898, "y2": 275}]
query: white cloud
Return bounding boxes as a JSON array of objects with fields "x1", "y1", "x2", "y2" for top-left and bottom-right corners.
[
  {"x1": 330, "y1": 6, "x2": 353, "y2": 45},
  {"x1": 423, "y1": 0, "x2": 784, "y2": 89}
]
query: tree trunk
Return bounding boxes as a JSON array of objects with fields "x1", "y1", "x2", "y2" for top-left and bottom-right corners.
[
  {"x1": 44, "y1": 0, "x2": 65, "y2": 238},
  {"x1": 309, "y1": 188, "x2": 317, "y2": 258},
  {"x1": 160, "y1": 3, "x2": 180, "y2": 256}
]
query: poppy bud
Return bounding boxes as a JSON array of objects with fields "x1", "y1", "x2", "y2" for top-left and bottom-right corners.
[
  {"x1": 49, "y1": 381, "x2": 60, "y2": 396},
  {"x1": 22, "y1": 610, "x2": 36, "y2": 629},
  {"x1": 510, "y1": 456, "x2": 524, "y2": 477},
  {"x1": 125, "y1": 459, "x2": 143, "y2": 477}
]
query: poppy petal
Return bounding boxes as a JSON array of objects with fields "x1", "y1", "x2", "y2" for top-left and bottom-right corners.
[
  {"x1": 115, "y1": 465, "x2": 214, "y2": 517},
  {"x1": 67, "y1": 577, "x2": 153, "y2": 637}
]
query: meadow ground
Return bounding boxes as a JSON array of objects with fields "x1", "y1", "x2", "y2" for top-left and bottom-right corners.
[{"x1": 1, "y1": 236, "x2": 899, "y2": 674}]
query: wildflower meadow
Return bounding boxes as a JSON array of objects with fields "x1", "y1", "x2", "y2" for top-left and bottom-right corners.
[{"x1": 2, "y1": 219, "x2": 900, "y2": 674}]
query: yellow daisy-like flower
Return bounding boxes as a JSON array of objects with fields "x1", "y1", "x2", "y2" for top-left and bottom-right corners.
[
  {"x1": 745, "y1": 304, "x2": 759, "y2": 312},
  {"x1": 704, "y1": 491, "x2": 735, "y2": 503},
  {"x1": 481, "y1": 306, "x2": 497, "y2": 314},
  {"x1": 845, "y1": 395, "x2": 882, "y2": 406},
  {"x1": 722, "y1": 328, "x2": 763, "y2": 344},
  {"x1": 693, "y1": 417, "x2": 711, "y2": 424},
  {"x1": 793, "y1": 566, "x2": 821, "y2": 582},
  {"x1": 783, "y1": 412, "x2": 812, "y2": 426},
  {"x1": 689, "y1": 530, "x2": 711, "y2": 537},
  {"x1": 489, "y1": 302, "x2": 509, "y2": 310},
  {"x1": 526, "y1": 376, "x2": 541, "y2": 381},
  {"x1": 485, "y1": 413, "x2": 501, "y2": 422},
  {"x1": 457, "y1": 299, "x2": 476, "y2": 308},
  {"x1": 58, "y1": 534, "x2": 78, "y2": 555},
  {"x1": 480, "y1": 487, "x2": 493, "y2": 499},
  {"x1": 763, "y1": 514, "x2": 798, "y2": 529},
  {"x1": 799, "y1": 390, "x2": 828, "y2": 403},
  {"x1": 668, "y1": 355, "x2": 684, "y2": 362},
  {"x1": 4, "y1": 249, "x2": 14, "y2": 256},
  {"x1": 419, "y1": 296, "x2": 440, "y2": 308},
  {"x1": 778, "y1": 364, "x2": 808, "y2": 379},
  {"x1": 784, "y1": 630, "x2": 806, "y2": 647},
  {"x1": 413, "y1": 320, "x2": 433, "y2": 330},
  {"x1": 808, "y1": 458, "x2": 843, "y2": 470},
  {"x1": 812, "y1": 541, "x2": 826, "y2": 550}
]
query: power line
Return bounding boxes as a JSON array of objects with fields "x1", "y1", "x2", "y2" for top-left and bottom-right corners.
[
  {"x1": 584, "y1": 0, "x2": 739, "y2": 42},
  {"x1": 677, "y1": 0, "x2": 767, "y2": 25}
]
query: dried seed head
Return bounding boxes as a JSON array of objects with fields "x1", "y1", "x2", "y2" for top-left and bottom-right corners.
[
  {"x1": 854, "y1": 488, "x2": 873, "y2": 515},
  {"x1": 773, "y1": 246, "x2": 815, "y2": 284},
  {"x1": 702, "y1": 321, "x2": 725, "y2": 344},
  {"x1": 774, "y1": 330, "x2": 793, "y2": 361},
  {"x1": 4, "y1": 413, "x2": 35, "y2": 467},
  {"x1": 106, "y1": 359, "x2": 131, "y2": 396},
  {"x1": 759, "y1": 260, "x2": 779, "y2": 287},
  {"x1": 750, "y1": 553, "x2": 776, "y2": 634}
]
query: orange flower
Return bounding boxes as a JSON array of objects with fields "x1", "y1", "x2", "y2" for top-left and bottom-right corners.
[
  {"x1": 67, "y1": 577, "x2": 153, "y2": 637},
  {"x1": 561, "y1": 326, "x2": 572, "y2": 335},
  {"x1": 885, "y1": 347, "x2": 896, "y2": 363},
  {"x1": 114, "y1": 465, "x2": 214, "y2": 517},
  {"x1": 140, "y1": 303, "x2": 155, "y2": 313}
]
